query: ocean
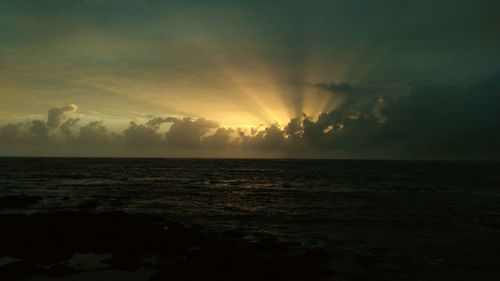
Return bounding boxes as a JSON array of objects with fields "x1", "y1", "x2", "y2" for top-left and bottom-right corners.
[{"x1": 1, "y1": 158, "x2": 500, "y2": 280}]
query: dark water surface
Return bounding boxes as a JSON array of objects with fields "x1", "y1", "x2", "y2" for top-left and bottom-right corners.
[{"x1": 1, "y1": 158, "x2": 500, "y2": 280}]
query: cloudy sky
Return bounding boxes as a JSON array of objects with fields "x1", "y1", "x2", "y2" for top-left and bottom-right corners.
[{"x1": 1, "y1": 0, "x2": 499, "y2": 159}]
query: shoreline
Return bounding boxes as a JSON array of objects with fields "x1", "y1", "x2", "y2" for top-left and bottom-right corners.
[{"x1": 0, "y1": 211, "x2": 331, "y2": 281}]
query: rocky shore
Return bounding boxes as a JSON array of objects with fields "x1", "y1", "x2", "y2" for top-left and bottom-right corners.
[{"x1": 0, "y1": 211, "x2": 331, "y2": 281}]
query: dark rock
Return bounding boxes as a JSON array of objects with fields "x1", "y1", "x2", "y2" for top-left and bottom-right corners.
[
  {"x1": 45, "y1": 263, "x2": 81, "y2": 278},
  {"x1": 356, "y1": 255, "x2": 379, "y2": 270},
  {"x1": 0, "y1": 211, "x2": 197, "y2": 265},
  {"x1": 0, "y1": 212, "x2": 332, "y2": 281},
  {"x1": 76, "y1": 199, "x2": 99, "y2": 210},
  {"x1": 0, "y1": 195, "x2": 42, "y2": 209},
  {"x1": 150, "y1": 236, "x2": 331, "y2": 281},
  {"x1": 105, "y1": 252, "x2": 142, "y2": 271},
  {"x1": 0, "y1": 261, "x2": 44, "y2": 281}
]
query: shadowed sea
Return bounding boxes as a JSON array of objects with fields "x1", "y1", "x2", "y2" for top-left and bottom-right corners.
[{"x1": 1, "y1": 158, "x2": 500, "y2": 280}]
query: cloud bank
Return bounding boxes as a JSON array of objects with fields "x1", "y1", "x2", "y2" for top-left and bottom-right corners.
[{"x1": 1, "y1": 75, "x2": 499, "y2": 160}]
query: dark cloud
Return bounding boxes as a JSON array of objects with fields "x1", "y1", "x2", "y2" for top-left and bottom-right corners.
[
  {"x1": 301, "y1": 73, "x2": 500, "y2": 158},
  {"x1": 202, "y1": 128, "x2": 234, "y2": 148},
  {"x1": 30, "y1": 120, "x2": 50, "y2": 139},
  {"x1": 123, "y1": 121, "x2": 162, "y2": 145},
  {"x1": 241, "y1": 124, "x2": 286, "y2": 151},
  {"x1": 373, "y1": 73, "x2": 500, "y2": 157},
  {"x1": 77, "y1": 121, "x2": 110, "y2": 144},
  {"x1": 60, "y1": 118, "x2": 80, "y2": 137},
  {"x1": 285, "y1": 116, "x2": 304, "y2": 139},
  {"x1": 0, "y1": 104, "x2": 79, "y2": 143},
  {"x1": 315, "y1": 82, "x2": 388, "y2": 124},
  {"x1": 0, "y1": 73, "x2": 499, "y2": 159},
  {"x1": 0, "y1": 122, "x2": 25, "y2": 142},
  {"x1": 315, "y1": 82, "x2": 357, "y2": 95},
  {"x1": 146, "y1": 117, "x2": 178, "y2": 130},
  {"x1": 166, "y1": 118, "x2": 219, "y2": 148},
  {"x1": 47, "y1": 104, "x2": 78, "y2": 129}
]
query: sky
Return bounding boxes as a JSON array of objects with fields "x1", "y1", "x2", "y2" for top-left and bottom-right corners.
[{"x1": 0, "y1": 0, "x2": 499, "y2": 159}]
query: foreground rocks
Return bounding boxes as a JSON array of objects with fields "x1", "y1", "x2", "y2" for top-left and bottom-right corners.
[
  {"x1": 0, "y1": 195, "x2": 42, "y2": 209},
  {"x1": 0, "y1": 211, "x2": 331, "y2": 280}
]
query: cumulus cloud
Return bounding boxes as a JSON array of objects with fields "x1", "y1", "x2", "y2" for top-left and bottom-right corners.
[
  {"x1": 47, "y1": 104, "x2": 78, "y2": 129},
  {"x1": 202, "y1": 127, "x2": 234, "y2": 148},
  {"x1": 166, "y1": 118, "x2": 219, "y2": 148},
  {"x1": 0, "y1": 104, "x2": 79, "y2": 144},
  {"x1": 0, "y1": 122, "x2": 26, "y2": 142},
  {"x1": 78, "y1": 121, "x2": 110, "y2": 144},
  {"x1": 0, "y1": 74, "x2": 499, "y2": 159},
  {"x1": 315, "y1": 82, "x2": 388, "y2": 125},
  {"x1": 146, "y1": 117, "x2": 178, "y2": 130},
  {"x1": 30, "y1": 120, "x2": 50, "y2": 139},
  {"x1": 241, "y1": 123, "x2": 286, "y2": 151},
  {"x1": 60, "y1": 118, "x2": 80, "y2": 137},
  {"x1": 123, "y1": 121, "x2": 162, "y2": 145},
  {"x1": 285, "y1": 115, "x2": 305, "y2": 139}
]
